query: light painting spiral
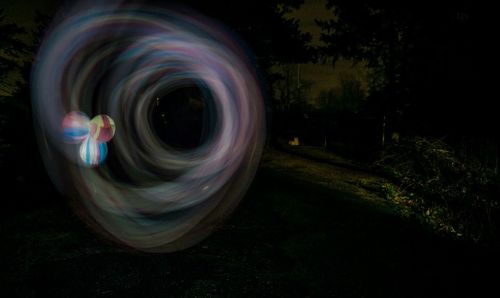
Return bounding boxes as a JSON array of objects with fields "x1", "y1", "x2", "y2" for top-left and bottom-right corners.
[{"x1": 31, "y1": 3, "x2": 266, "y2": 252}]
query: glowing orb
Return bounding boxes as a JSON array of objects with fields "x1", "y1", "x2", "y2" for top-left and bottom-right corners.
[
  {"x1": 79, "y1": 137, "x2": 108, "y2": 167},
  {"x1": 90, "y1": 114, "x2": 115, "y2": 143},
  {"x1": 62, "y1": 111, "x2": 90, "y2": 143}
]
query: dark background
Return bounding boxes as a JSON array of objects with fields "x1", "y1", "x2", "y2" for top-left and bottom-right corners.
[{"x1": 1, "y1": 0, "x2": 499, "y2": 297}]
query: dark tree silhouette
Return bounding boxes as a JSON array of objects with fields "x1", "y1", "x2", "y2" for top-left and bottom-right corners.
[
  {"x1": 0, "y1": 10, "x2": 53, "y2": 208},
  {"x1": 175, "y1": 0, "x2": 314, "y2": 66},
  {"x1": 173, "y1": 0, "x2": 316, "y2": 144},
  {"x1": 0, "y1": 8, "x2": 26, "y2": 95},
  {"x1": 317, "y1": 1, "x2": 495, "y2": 139}
]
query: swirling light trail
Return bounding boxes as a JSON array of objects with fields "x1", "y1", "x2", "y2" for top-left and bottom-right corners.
[{"x1": 31, "y1": 3, "x2": 266, "y2": 252}]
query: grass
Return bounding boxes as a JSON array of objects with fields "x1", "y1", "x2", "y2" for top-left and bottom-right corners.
[{"x1": 1, "y1": 149, "x2": 498, "y2": 297}]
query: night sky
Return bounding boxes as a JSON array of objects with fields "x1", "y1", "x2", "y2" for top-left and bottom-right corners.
[{"x1": 1, "y1": 0, "x2": 367, "y2": 101}]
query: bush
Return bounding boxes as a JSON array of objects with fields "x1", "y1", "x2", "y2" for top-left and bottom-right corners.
[{"x1": 376, "y1": 137, "x2": 500, "y2": 243}]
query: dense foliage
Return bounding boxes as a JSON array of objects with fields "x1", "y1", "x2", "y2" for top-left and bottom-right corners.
[{"x1": 377, "y1": 137, "x2": 500, "y2": 244}]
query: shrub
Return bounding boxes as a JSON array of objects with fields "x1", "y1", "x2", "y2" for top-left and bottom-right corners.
[{"x1": 376, "y1": 137, "x2": 500, "y2": 243}]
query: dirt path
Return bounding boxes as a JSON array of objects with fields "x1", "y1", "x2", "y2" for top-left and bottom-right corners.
[{"x1": 261, "y1": 148, "x2": 389, "y2": 205}]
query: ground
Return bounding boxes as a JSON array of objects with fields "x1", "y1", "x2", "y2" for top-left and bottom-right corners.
[{"x1": 0, "y1": 148, "x2": 498, "y2": 297}]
